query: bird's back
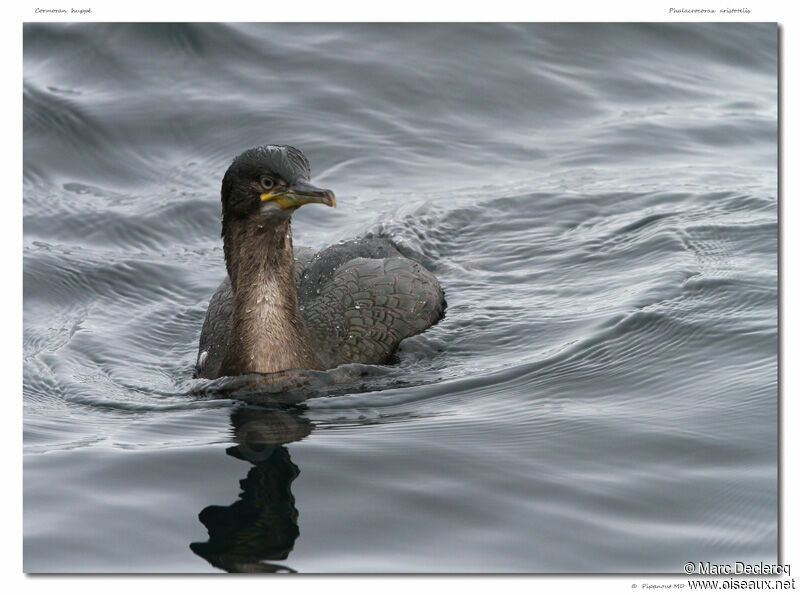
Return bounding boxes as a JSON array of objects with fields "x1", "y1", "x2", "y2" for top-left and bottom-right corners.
[{"x1": 196, "y1": 238, "x2": 444, "y2": 379}]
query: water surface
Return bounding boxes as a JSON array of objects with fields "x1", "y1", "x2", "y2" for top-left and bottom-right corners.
[{"x1": 23, "y1": 23, "x2": 777, "y2": 572}]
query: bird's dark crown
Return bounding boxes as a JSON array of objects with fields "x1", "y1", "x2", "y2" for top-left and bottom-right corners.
[
  {"x1": 221, "y1": 145, "x2": 311, "y2": 216},
  {"x1": 225, "y1": 145, "x2": 311, "y2": 187}
]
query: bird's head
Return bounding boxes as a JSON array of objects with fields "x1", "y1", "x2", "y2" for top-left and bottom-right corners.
[{"x1": 221, "y1": 145, "x2": 336, "y2": 227}]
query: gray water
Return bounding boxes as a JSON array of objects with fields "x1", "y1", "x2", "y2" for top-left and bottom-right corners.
[{"x1": 23, "y1": 23, "x2": 777, "y2": 573}]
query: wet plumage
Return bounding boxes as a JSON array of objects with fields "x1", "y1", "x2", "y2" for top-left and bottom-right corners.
[{"x1": 196, "y1": 145, "x2": 444, "y2": 379}]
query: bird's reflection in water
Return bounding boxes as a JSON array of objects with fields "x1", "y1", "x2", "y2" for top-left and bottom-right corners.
[{"x1": 190, "y1": 404, "x2": 313, "y2": 573}]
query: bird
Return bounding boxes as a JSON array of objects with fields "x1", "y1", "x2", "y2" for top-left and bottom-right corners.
[{"x1": 195, "y1": 145, "x2": 445, "y2": 379}]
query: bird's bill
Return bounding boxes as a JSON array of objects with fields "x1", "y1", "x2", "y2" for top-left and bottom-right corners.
[{"x1": 260, "y1": 181, "x2": 337, "y2": 210}]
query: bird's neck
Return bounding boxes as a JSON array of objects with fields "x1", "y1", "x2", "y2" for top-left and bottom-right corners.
[{"x1": 220, "y1": 218, "x2": 321, "y2": 376}]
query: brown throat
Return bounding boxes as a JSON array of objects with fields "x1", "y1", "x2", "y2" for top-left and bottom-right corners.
[{"x1": 219, "y1": 217, "x2": 321, "y2": 376}]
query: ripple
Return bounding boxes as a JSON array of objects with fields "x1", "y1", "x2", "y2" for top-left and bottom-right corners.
[{"x1": 23, "y1": 22, "x2": 777, "y2": 572}]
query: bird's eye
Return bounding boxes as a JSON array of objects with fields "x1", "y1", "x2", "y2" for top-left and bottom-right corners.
[{"x1": 260, "y1": 176, "x2": 275, "y2": 191}]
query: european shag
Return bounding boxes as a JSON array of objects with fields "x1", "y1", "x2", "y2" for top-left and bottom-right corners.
[{"x1": 195, "y1": 145, "x2": 445, "y2": 379}]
